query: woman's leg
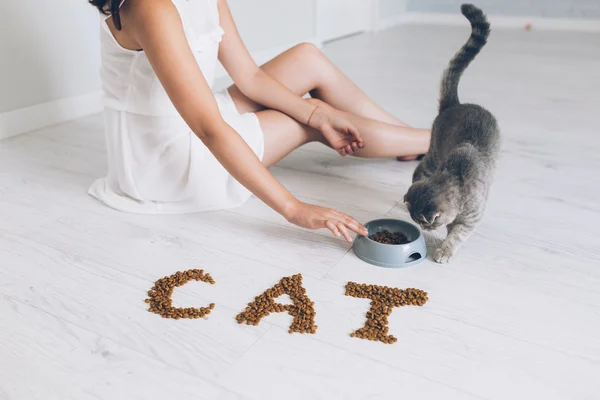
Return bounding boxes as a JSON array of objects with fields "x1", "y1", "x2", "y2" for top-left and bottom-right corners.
[
  {"x1": 255, "y1": 109, "x2": 324, "y2": 168},
  {"x1": 230, "y1": 43, "x2": 399, "y2": 124},
  {"x1": 228, "y1": 43, "x2": 429, "y2": 159},
  {"x1": 305, "y1": 98, "x2": 428, "y2": 158},
  {"x1": 255, "y1": 102, "x2": 427, "y2": 165}
]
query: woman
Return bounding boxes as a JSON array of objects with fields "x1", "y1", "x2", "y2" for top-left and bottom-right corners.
[{"x1": 88, "y1": 0, "x2": 430, "y2": 242}]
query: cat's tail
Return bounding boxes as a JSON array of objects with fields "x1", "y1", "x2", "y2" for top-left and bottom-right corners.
[{"x1": 439, "y1": 4, "x2": 490, "y2": 112}]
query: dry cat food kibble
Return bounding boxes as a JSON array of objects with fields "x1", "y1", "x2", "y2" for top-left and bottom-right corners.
[
  {"x1": 144, "y1": 270, "x2": 429, "y2": 346},
  {"x1": 345, "y1": 282, "x2": 428, "y2": 344},
  {"x1": 146, "y1": 269, "x2": 215, "y2": 319},
  {"x1": 236, "y1": 274, "x2": 317, "y2": 334},
  {"x1": 368, "y1": 229, "x2": 409, "y2": 245}
]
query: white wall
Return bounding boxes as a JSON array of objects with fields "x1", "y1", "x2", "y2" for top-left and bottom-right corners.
[
  {"x1": 214, "y1": 0, "x2": 318, "y2": 85},
  {"x1": 0, "y1": 0, "x2": 318, "y2": 139},
  {"x1": 378, "y1": 0, "x2": 408, "y2": 19},
  {"x1": 373, "y1": 0, "x2": 600, "y2": 32},
  {"x1": 406, "y1": 0, "x2": 600, "y2": 19},
  {"x1": 0, "y1": 1, "x2": 101, "y2": 114},
  {"x1": 228, "y1": 0, "x2": 317, "y2": 53}
]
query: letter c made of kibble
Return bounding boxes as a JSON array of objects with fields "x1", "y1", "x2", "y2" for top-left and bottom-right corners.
[{"x1": 146, "y1": 269, "x2": 216, "y2": 319}]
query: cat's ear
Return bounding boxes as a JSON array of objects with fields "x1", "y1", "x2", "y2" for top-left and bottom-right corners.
[
  {"x1": 420, "y1": 214, "x2": 429, "y2": 224},
  {"x1": 431, "y1": 212, "x2": 441, "y2": 223}
]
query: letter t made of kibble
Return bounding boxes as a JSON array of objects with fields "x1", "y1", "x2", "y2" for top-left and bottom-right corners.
[{"x1": 345, "y1": 282, "x2": 428, "y2": 344}]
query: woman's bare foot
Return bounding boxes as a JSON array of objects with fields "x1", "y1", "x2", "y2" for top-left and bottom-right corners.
[
  {"x1": 396, "y1": 128, "x2": 430, "y2": 161},
  {"x1": 396, "y1": 154, "x2": 425, "y2": 161},
  {"x1": 397, "y1": 155, "x2": 418, "y2": 161}
]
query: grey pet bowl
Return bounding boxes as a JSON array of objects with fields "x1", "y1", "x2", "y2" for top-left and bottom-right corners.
[{"x1": 353, "y1": 218, "x2": 427, "y2": 268}]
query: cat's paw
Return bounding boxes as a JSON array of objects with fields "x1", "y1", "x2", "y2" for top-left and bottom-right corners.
[{"x1": 434, "y1": 246, "x2": 454, "y2": 264}]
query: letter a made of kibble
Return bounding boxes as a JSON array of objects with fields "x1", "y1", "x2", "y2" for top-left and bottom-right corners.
[
  {"x1": 345, "y1": 282, "x2": 428, "y2": 344},
  {"x1": 235, "y1": 274, "x2": 317, "y2": 334}
]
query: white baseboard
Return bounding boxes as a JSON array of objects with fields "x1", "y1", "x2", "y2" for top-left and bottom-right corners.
[
  {"x1": 376, "y1": 12, "x2": 600, "y2": 33},
  {"x1": 0, "y1": 91, "x2": 103, "y2": 141},
  {"x1": 215, "y1": 36, "x2": 322, "y2": 80}
]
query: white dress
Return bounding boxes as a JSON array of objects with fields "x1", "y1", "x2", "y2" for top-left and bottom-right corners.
[{"x1": 89, "y1": 0, "x2": 264, "y2": 214}]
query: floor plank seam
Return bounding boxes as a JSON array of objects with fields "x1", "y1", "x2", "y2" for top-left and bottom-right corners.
[
  {"x1": 0, "y1": 229, "x2": 156, "y2": 283},
  {"x1": 215, "y1": 325, "x2": 273, "y2": 392},
  {"x1": 421, "y1": 308, "x2": 600, "y2": 364},
  {"x1": 267, "y1": 324, "x2": 490, "y2": 400},
  {"x1": 0, "y1": 292, "x2": 245, "y2": 391},
  {"x1": 175, "y1": 221, "x2": 343, "y2": 280},
  {"x1": 448, "y1": 267, "x2": 600, "y2": 310},
  {"x1": 321, "y1": 247, "x2": 353, "y2": 279}
]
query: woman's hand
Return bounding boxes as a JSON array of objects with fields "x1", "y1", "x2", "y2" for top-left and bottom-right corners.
[
  {"x1": 284, "y1": 200, "x2": 368, "y2": 242},
  {"x1": 308, "y1": 106, "x2": 364, "y2": 156}
]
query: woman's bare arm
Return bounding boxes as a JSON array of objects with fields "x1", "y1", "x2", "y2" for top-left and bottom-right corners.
[
  {"x1": 216, "y1": 0, "x2": 363, "y2": 156},
  {"x1": 215, "y1": 0, "x2": 313, "y2": 123},
  {"x1": 120, "y1": 0, "x2": 367, "y2": 240},
  {"x1": 124, "y1": 0, "x2": 298, "y2": 216}
]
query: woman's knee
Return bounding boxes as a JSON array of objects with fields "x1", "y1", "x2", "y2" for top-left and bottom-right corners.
[
  {"x1": 291, "y1": 42, "x2": 322, "y2": 58},
  {"x1": 291, "y1": 43, "x2": 330, "y2": 76}
]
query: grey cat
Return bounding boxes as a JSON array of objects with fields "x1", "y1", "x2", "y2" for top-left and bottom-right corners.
[{"x1": 404, "y1": 3, "x2": 500, "y2": 263}]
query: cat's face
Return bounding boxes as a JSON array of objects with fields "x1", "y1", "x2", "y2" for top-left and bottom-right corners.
[{"x1": 404, "y1": 181, "x2": 453, "y2": 231}]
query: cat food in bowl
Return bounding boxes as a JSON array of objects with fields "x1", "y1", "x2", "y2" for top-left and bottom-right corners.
[
  {"x1": 353, "y1": 218, "x2": 427, "y2": 268},
  {"x1": 368, "y1": 230, "x2": 409, "y2": 245}
]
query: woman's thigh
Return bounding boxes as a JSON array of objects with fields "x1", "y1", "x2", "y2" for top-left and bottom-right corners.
[
  {"x1": 228, "y1": 43, "x2": 323, "y2": 114},
  {"x1": 255, "y1": 109, "x2": 323, "y2": 167}
]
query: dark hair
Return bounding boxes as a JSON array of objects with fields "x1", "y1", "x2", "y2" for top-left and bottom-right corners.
[{"x1": 89, "y1": 0, "x2": 122, "y2": 30}]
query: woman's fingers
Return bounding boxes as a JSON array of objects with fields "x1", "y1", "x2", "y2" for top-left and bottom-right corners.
[
  {"x1": 347, "y1": 220, "x2": 368, "y2": 236},
  {"x1": 338, "y1": 141, "x2": 361, "y2": 156},
  {"x1": 324, "y1": 210, "x2": 368, "y2": 241},
  {"x1": 338, "y1": 213, "x2": 368, "y2": 236},
  {"x1": 326, "y1": 220, "x2": 341, "y2": 238},
  {"x1": 293, "y1": 203, "x2": 366, "y2": 242},
  {"x1": 336, "y1": 222, "x2": 353, "y2": 242},
  {"x1": 348, "y1": 124, "x2": 363, "y2": 144},
  {"x1": 348, "y1": 125, "x2": 365, "y2": 148},
  {"x1": 323, "y1": 120, "x2": 366, "y2": 155}
]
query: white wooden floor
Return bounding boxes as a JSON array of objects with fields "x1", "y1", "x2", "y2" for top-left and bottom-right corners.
[{"x1": 1, "y1": 24, "x2": 600, "y2": 400}]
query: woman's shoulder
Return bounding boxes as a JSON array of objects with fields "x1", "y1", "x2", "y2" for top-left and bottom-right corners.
[{"x1": 121, "y1": 0, "x2": 180, "y2": 22}]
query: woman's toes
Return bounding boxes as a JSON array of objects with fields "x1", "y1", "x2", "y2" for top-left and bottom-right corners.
[
  {"x1": 396, "y1": 155, "x2": 418, "y2": 161},
  {"x1": 396, "y1": 154, "x2": 425, "y2": 162}
]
